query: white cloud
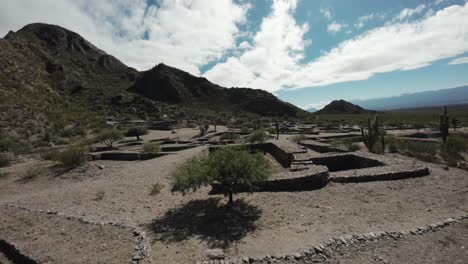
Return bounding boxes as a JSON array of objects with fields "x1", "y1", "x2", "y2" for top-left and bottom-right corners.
[
  {"x1": 303, "y1": 101, "x2": 329, "y2": 110},
  {"x1": 320, "y1": 8, "x2": 332, "y2": 21},
  {"x1": 355, "y1": 14, "x2": 375, "y2": 29},
  {"x1": 0, "y1": 0, "x2": 250, "y2": 75},
  {"x1": 327, "y1": 21, "x2": 345, "y2": 33},
  {"x1": 204, "y1": 0, "x2": 309, "y2": 92},
  {"x1": 205, "y1": 3, "x2": 468, "y2": 92},
  {"x1": 448, "y1": 56, "x2": 468, "y2": 65},
  {"x1": 397, "y1": 4, "x2": 426, "y2": 21}
]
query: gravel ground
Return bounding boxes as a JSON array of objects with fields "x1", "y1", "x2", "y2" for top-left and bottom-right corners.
[
  {"x1": 270, "y1": 219, "x2": 468, "y2": 264},
  {"x1": 0, "y1": 129, "x2": 467, "y2": 263}
]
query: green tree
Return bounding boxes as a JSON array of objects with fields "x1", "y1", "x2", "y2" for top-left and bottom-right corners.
[
  {"x1": 172, "y1": 147, "x2": 271, "y2": 204},
  {"x1": 97, "y1": 129, "x2": 123, "y2": 148},
  {"x1": 125, "y1": 126, "x2": 148, "y2": 140}
]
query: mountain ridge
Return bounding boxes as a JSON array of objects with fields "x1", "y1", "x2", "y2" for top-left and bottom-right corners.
[{"x1": 315, "y1": 99, "x2": 375, "y2": 114}]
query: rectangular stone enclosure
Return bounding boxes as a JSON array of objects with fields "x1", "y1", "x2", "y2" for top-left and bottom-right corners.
[{"x1": 310, "y1": 154, "x2": 385, "y2": 172}]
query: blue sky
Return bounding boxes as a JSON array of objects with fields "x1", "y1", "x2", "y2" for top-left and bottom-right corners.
[{"x1": 1, "y1": 0, "x2": 468, "y2": 109}]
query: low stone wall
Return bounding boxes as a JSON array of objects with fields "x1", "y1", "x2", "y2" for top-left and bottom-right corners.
[
  {"x1": 160, "y1": 145, "x2": 198, "y2": 152},
  {"x1": 209, "y1": 166, "x2": 329, "y2": 194},
  {"x1": 331, "y1": 166, "x2": 430, "y2": 183},
  {"x1": 90, "y1": 152, "x2": 170, "y2": 161},
  {"x1": 3, "y1": 204, "x2": 150, "y2": 264},
  {"x1": 299, "y1": 140, "x2": 345, "y2": 153},
  {"x1": 194, "y1": 214, "x2": 468, "y2": 264},
  {"x1": 0, "y1": 239, "x2": 38, "y2": 264}
]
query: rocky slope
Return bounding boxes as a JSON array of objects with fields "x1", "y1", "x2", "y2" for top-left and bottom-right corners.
[
  {"x1": 0, "y1": 23, "x2": 307, "y2": 150},
  {"x1": 315, "y1": 100, "x2": 375, "y2": 115}
]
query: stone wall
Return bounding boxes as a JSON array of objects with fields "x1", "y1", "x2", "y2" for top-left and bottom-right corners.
[
  {"x1": 310, "y1": 154, "x2": 385, "y2": 172},
  {"x1": 209, "y1": 166, "x2": 329, "y2": 194},
  {"x1": 90, "y1": 152, "x2": 170, "y2": 161},
  {"x1": 0, "y1": 239, "x2": 38, "y2": 264},
  {"x1": 331, "y1": 167, "x2": 430, "y2": 183}
]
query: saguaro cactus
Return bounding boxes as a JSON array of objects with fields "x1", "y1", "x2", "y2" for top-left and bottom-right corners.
[
  {"x1": 274, "y1": 120, "x2": 280, "y2": 140},
  {"x1": 439, "y1": 106, "x2": 449, "y2": 142},
  {"x1": 361, "y1": 115, "x2": 384, "y2": 152}
]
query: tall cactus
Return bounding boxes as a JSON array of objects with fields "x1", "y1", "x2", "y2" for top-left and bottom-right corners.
[
  {"x1": 439, "y1": 106, "x2": 449, "y2": 142},
  {"x1": 361, "y1": 115, "x2": 384, "y2": 152}
]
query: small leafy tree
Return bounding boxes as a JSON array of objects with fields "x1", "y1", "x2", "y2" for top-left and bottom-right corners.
[
  {"x1": 125, "y1": 126, "x2": 148, "y2": 140},
  {"x1": 172, "y1": 147, "x2": 271, "y2": 204},
  {"x1": 97, "y1": 129, "x2": 123, "y2": 148},
  {"x1": 248, "y1": 129, "x2": 267, "y2": 144}
]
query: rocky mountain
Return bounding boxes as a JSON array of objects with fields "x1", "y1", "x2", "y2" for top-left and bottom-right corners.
[
  {"x1": 0, "y1": 23, "x2": 307, "y2": 149},
  {"x1": 351, "y1": 86, "x2": 468, "y2": 110},
  {"x1": 130, "y1": 63, "x2": 303, "y2": 117},
  {"x1": 315, "y1": 100, "x2": 375, "y2": 114}
]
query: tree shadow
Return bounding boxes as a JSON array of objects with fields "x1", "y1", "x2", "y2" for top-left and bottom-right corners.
[{"x1": 145, "y1": 198, "x2": 262, "y2": 249}]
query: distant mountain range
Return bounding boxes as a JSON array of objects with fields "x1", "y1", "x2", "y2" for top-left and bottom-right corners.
[
  {"x1": 351, "y1": 86, "x2": 468, "y2": 110},
  {"x1": 315, "y1": 100, "x2": 375, "y2": 115},
  {"x1": 306, "y1": 107, "x2": 317, "y2": 113}
]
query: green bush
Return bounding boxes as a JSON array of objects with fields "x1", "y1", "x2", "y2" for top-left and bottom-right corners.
[
  {"x1": 143, "y1": 142, "x2": 161, "y2": 154},
  {"x1": 125, "y1": 126, "x2": 148, "y2": 140},
  {"x1": 220, "y1": 132, "x2": 240, "y2": 141},
  {"x1": 150, "y1": 183, "x2": 164, "y2": 196},
  {"x1": 0, "y1": 153, "x2": 10, "y2": 168},
  {"x1": 248, "y1": 129, "x2": 267, "y2": 144},
  {"x1": 441, "y1": 134, "x2": 468, "y2": 165},
  {"x1": 172, "y1": 146, "x2": 271, "y2": 204},
  {"x1": 96, "y1": 129, "x2": 123, "y2": 147},
  {"x1": 54, "y1": 145, "x2": 88, "y2": 168},
  {"x1": 348, "y1": 143, "x2": 361, "y2": 152}
]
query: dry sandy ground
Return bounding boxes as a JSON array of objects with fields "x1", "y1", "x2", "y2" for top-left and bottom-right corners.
[
  {"x1": 0, "y1": 129, "x2": 467, "y2": 263},
  {"x1": 272, "y1": 219, "x2": 468, "y2": 264}
]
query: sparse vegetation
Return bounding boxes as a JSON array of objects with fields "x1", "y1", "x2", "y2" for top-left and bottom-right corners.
[
  {"x1": 440, "y1": 134, "x2": 468, "y2": 166},
  {"x1": 248, "y1": 129, "x2": 267, "y2": 144},
  {"x1": 125, "y1": 126, "x2": 148, "y2": 140},
  {"x1": 291, "y1": 134, "x2": 306, "y2": 148},
  {"x1": 172, "y1": 147, "x2": 271, "y2": 204},
  {"x1": 20, "y1": 167, "x2": 46, "y2": 182},
  {"x1": 0, "y1": 172, "x2": 9, "y2": 178},
  {"x1": 0, "y1": 153, "x2": 10, "y2": 167},
  {"x1": 143, "y1": 142, "x2": 161, "y2": 154},
  {"x1": 150, "y1": 183, "x2": 164, "y2": 196},
  {"x1": 53, "y1": 145, "x2": 88, "y2": 168},
  {"x1": 361, "y1": 115, "x2": 385, "y2": 153},
  {"x1": 220, "y1": 132, "x2": 240, "y2": 141},
  {"x1": 97, "y1": 129, "x2": 123, "y2": 148}
]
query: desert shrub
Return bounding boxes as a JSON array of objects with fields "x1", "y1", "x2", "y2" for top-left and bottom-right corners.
[
  {"x1": 0, "y1": 172, "x2": 9, "y2": 178},
  {"x1": 291, "y1": 134, "x2": 306, "y2": 147},
  {"x1": 54, "y1": 145, "x2": 88, "y2": 168},
  {"x1": 96, "y1": 129, "x2": 123, "y2": 147},
  {"x1": 348, "y1": 143, "x2": 361, "y2": 152},
  {"x1": 441, "y1": 134, "x2": 468, "y2": 166},
  {"x1": 125, "y1": 126, "x2": 148, "y2": 140},
  {"x1": 402, "y1": 140, "x2": 437, "y2": 162},
  {"x1": 172, "y1": 146, "x2": 271, "y2": 204},
  {"x1": 0, "y1": 153, "x2": 10, "y2": 167},
  {"x1": 94, "y1": 191, "x2": 105, "y2": 201},
  {"x1": 143, "y1": 142, "x2": 161, "y2": 154},
  {"x1": 150, "y1": 183, "x2": 164, "y2": 196},
  {"x1": 220, "y1": 132, "x2": 240, "y2": 141},
  {"x1": 20, "y1": 167, "x2": 46, "y2": 182},
  {"x1": 248, "y1": 129, "x2": 267, "y2": 144},
  {"x1": 388, "y1": 144, "x2": 399, "y2": 153}
]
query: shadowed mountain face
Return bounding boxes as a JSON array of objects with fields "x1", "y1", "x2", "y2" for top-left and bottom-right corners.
[
  {"x1": 0, "y1": 23, "x2": 306, "y2": 119},
  {"x1": 315, "y1": 99, "x2": 375, "y2": 114}
]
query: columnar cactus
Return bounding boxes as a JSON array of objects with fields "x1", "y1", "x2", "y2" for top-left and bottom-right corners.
[
  {"x1": 439, "y1": 106, "x2": 449, "y2": 142},
  {"x1": 361, "y1": 115, "x2": 384, "y2": 152},
  {"x1": 274, "y1": 120, "x2": 280, "y2": 140}
]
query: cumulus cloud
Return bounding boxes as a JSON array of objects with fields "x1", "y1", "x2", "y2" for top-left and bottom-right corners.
[
  {"x1": 0, "y1": 0, "x2": 250, "y2": 75},
  {"x1": 204, "y1": 0, "x2": 309, "y2": 92},
  {"x1": 320, "y1": 8, "x2": 332, "y2": 21},
  {"x1": 327, "y1": 21, "x2": 346, "y2": 33},
  {"x1": 397, "y1": 4, "x2": 426, "y2": 21},
  {"x1": 205, "y1": 3, "x2": 468, "y2": 92},
  {"x1": 355, "y1": 14, "x2": 374, "y2": 29},
  {"x1": 448, "y1": 57, "x2": 468, "y2": 65}
]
